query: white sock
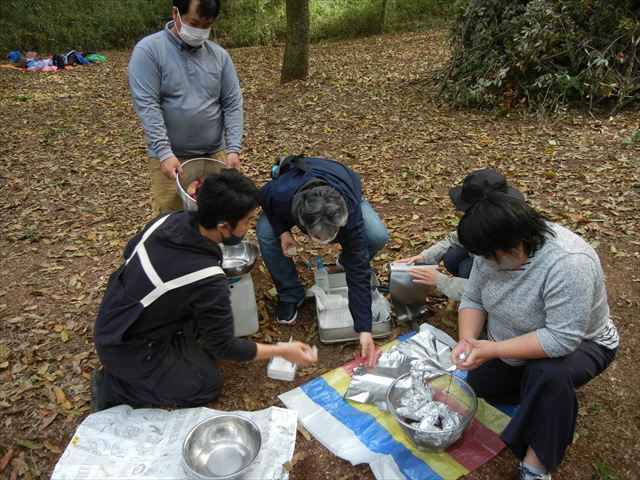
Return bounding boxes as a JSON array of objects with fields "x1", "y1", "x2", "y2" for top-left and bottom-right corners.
[{"x1": 522, "y1": 461, "x2": 548, "y2": 475}]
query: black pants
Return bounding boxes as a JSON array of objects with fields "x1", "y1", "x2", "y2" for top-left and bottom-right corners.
[
  {"x1": 466, "y1": 341, "x2": 616, "y2": 471},
  {"x1": 443, "y1": 246, "x2": 473, "y2": 278},
  {"x1": 101, "y1": 326, "x2": 223, "y2": 408}
]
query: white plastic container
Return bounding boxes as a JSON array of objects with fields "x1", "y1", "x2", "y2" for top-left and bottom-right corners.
[{"x1": 315, "y1": 272, "x2": 392, "y2": 343}]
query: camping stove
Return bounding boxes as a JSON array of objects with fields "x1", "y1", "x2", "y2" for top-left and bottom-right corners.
[
  {"x1": 389, "y1": 263, "x2": 434, "y2": 326},
  {"x1": 220, "y1": 241, "x2": 261, "y2": 337}
]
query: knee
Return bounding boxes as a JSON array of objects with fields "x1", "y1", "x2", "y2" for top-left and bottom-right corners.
[
  {"x1": 525, "y1": 360, "x2": 573, "y2": 391},
  {"x1": 368, "y1": 229, "x2": 389, "y2": 256}
]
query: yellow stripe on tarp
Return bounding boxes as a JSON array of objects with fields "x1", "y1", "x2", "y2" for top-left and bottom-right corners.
[{"x1": 322, "y1": 367, "x2": 469, "y2": 480}]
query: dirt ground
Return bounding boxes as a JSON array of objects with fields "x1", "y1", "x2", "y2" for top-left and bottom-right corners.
[{"x1": 1, "y1": 30, "x2": 639, "y2": 479}]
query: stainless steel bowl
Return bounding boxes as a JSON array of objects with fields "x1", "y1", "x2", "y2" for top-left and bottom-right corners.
[
  {"x1": 176, "y1": 158, "x2": 227, "y2": 211},
  {"x1": 386, "y1": 371, "x2": 477, "y2": 452},
  {"x1": 220, "y1": 241, "x2": 260, "y2": 277},
  {"x1": 182, "y1": 414, "x2": 262, "y2": 480}
]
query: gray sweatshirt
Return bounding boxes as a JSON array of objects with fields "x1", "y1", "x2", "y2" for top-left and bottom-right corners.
[
  {"x1": 128, "y1": 22, "x2": 243, "y2": 161},
  {"x1": 460, "y1": 223, "x2": 619, "y2": 365},
  {"x1": 420, "y1": 231, "x2": 469, "y2": 300}
]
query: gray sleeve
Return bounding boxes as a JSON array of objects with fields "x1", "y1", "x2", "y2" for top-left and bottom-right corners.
[
  {"x1": 128, "y1": 44, "x2": 174, "y2": 161},
  {"x1": 420, "y1": 231, "x2": 461, "y2": 264},
  {"x1": 536, "y1": 255, "x2": 596, "y2": 357},
  {"x1": 458, "y1": 257, "x2": 486, "y2": 315},
  {"x1": 220, "y1": 53, "x2": 243, "y2": 154},
  {"x1": 436, "y1": 274, "x2": 467, "y2": 301}
]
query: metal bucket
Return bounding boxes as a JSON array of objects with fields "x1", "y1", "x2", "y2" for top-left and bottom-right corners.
[{"x1": 176, "y1": 158, "x2": 227, "y2": 211}]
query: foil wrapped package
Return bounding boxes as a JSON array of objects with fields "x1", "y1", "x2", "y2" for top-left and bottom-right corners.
[{"x1": 416, "y1": 402, "x2": 462, "y2": 431}]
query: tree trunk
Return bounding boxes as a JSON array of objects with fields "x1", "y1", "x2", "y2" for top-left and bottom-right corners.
[
  {"x1": 281, "y1": 0, "x2": 310, "y2": 83},
  {"x1": 380, "y1": 0, "x2": 389, "y2": 34}
]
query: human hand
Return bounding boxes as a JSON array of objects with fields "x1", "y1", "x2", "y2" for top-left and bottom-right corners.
[
  {"x1": 452, "y1": 338, "x2": 496, "y2": 371},
  {"x1": 395, "y1": 254, "x2": 424, "y2": 264},
  {"x1": 280, "y1": 232, "x2": 300, "y2": 258},
  {"x1": 359, "y1": 332, "x2": 378, "y2": 367},
  {"x1": 160, "y1": 156, "x2": 183, "y2": 180},
  {"x1": 409, "y1": 266, "x2": 440, "y2": 287},
  {"x1": 227, "y1": 152, "x2": 241, "y2": 170},
  {"x1": 279, "y1": 341, "x2": 318, "y2": 367}
]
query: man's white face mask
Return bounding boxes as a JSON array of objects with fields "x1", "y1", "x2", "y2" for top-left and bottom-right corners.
[{"x1": 177, "y1": 11, "x2": 211, "y2": 47}]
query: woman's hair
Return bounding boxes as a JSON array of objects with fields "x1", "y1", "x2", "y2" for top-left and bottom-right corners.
[
  {"x1": 457, "y1": 192, "x2": 553, "y2": 259},
  {"x1": 295, "y1": 186, "x2": 348, "y2": 239},
  {"x1": 195, "y1": 169, "x2": 261, "y2": 229}
]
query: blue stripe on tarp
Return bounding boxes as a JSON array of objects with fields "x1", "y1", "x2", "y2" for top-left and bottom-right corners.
[{"x1": 301, "y1": 376, "x2": 442, "y2": 480}]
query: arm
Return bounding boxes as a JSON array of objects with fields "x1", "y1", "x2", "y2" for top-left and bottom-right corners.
[
  {"x1": 419, "y1": 230, "x2": 461, "y2": 264},
  {"x1": 128, "y1": 44, "x2": 174, "y2": 163},
  {"x1": 189, "y1": 276, "x2": 257, "y2": 362},
  {"x1": 456, "y1": 331, "x2": 547, "y2": 371},
  {"x1": 254, "y1": 341, "x2": 317, "y2": 367},
  {"x1": 220, "y1": 53, "x2": 243, "y2": 167},
  {"x1": 536, "y1": 255, "x2": 597, "y2": 357}
]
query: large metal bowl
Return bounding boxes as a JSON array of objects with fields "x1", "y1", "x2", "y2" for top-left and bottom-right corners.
[
  {"x1": 386, "y1": 371, "x2": 477, "y2": 452},
  {"x1": 220, "y1": 241, "x2": 260, "y2": 277},
  {"x1": 176, "y1": 158, "x2": 227, "y2": 211},
  {"x1": 182, "y1": 413, "x2": 262, "y2": 480}
]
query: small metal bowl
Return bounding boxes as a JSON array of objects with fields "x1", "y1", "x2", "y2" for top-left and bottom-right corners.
[
  {"x1": 386, "y1": 371, "x2": 477, "y2": 452},
  {"x1": 182, "y1": 414, "x2": 262, "y2": 480},
  {"x1": 220, "y1": 241, "x2": 260, "y2": 277}
]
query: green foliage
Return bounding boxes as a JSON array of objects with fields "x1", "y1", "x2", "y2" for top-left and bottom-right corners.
[
  {"x1": 593, "y1": 458, "x2": 615, "y2": 479},
  {"x1": 622, "y1": 130, "x2": 640, "y2": 145},
  {"x1": 0, "y1": 0, "x2": 454, "y2": 53},
  {"x1": 441, "y1": 0, "x2": 640, "y2": 114}
]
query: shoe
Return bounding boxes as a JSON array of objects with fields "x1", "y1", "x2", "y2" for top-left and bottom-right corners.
[
  {"x1": 90, "y1": 370, "x2": 108, "y2": 413},
  {"x1": 515, "y1": 462, "x2": 551, "y2": 480},
  {"x1": 276, "y1": 300, "x2": 303, "y2": 325},
  {"x1": 335, "y1": 255, "x2": 344, "y2": 271}
]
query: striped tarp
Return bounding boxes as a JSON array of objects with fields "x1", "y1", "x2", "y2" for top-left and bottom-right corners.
[{"x1": 279, "y1": 333, "x2": 515, "y2": 480}]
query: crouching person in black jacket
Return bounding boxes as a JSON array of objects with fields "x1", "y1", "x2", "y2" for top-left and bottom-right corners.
[{"x1": 91, "y1": 169, "x2": 317, "y2": 412}]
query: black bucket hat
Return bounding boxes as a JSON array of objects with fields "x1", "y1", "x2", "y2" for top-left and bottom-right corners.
[{"x1": 448, "y1": 169, "x2": 524, "y2": 212}]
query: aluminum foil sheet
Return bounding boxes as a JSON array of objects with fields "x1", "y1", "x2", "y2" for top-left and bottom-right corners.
[
  {"x1": 392, "y1": 327, "x2": 455, "y2": 371},
  {"x1": 345, "y1": 351, "x2": 413, "y2": 408}
]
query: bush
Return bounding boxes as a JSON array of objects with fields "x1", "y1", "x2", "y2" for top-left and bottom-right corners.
[{"x1": 441, "y1": 0, "x2": 640, "y2": 114}]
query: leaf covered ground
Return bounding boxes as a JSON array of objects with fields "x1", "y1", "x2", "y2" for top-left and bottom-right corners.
[{"x1": 0, "y1": 30, "x2": 639, "y2": 479}]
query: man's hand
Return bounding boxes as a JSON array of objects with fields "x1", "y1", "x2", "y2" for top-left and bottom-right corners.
[
  {"x1": 280, "y1": 231, "x2": 300, "y2": 258},
  {"x1": 279, "y1": 341, "x2": 318, "y2": 367},
  {"x1": 359, "y1": 332, "x2": 378, "y2": 367},
  {"x1": 395, "y1": 254, "x2": 424, "y2": 264},
  {"x1": 160, "y1": 156, "x2": 183, "y2": 180},
  {"x1": 409, "y1": 267, "x2": 440, "y2": 287},
  {"x1": 227, "y1": 152, "x2": 241, "y2": 170}
]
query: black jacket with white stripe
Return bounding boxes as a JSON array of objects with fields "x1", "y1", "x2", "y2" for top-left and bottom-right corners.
[{"x1": 94, "y1": 212, "x2": 256, "y2": 371}]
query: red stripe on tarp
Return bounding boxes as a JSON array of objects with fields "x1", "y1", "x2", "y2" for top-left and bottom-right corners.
[
  {"x1": 341, "y1": 357, "x2": 367, "y2": 376},
  {"x1": 445, "y1": 418, "x2": 506, "y2": 471}
]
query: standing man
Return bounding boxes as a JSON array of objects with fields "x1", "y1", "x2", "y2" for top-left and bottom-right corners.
[
  {"x1": 257, "y1": 156, "x2": 389, "y2": 366},
  {"x1": 129, "y1": 0, "x2": 243, "y2": 213}
]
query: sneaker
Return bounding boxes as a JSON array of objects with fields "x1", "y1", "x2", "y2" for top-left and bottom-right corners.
[
  {"x1": 515, "y1": 462, "x2": 551, "y2": 480},
  {"x1": 90, "y1": 370, "x2": 108, "y2": 413},
  {"x1": 276, "y1": 300, "x2": 303, "y2": 325}
]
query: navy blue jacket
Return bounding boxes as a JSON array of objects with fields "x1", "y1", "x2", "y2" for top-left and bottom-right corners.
[{"x1": 260, "y1": 157, "x2": 372, "y2": 333}]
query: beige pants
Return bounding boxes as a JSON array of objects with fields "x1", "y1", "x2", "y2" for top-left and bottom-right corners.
[{"x1": 148, "y1": 150, "x2": 227, "y2": 214}]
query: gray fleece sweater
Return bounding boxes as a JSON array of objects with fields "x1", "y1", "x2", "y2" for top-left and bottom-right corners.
[
  {"x1": 460, "y1": 223, "x2": 619, "y2": 365},
  {"x1": 128, "y1": 22, "x2": 243, "y2": 161}
]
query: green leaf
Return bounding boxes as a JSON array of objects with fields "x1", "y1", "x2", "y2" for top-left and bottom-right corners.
[{"x1": 60, "y1": 329, "x2": 70, "y2": 342}]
